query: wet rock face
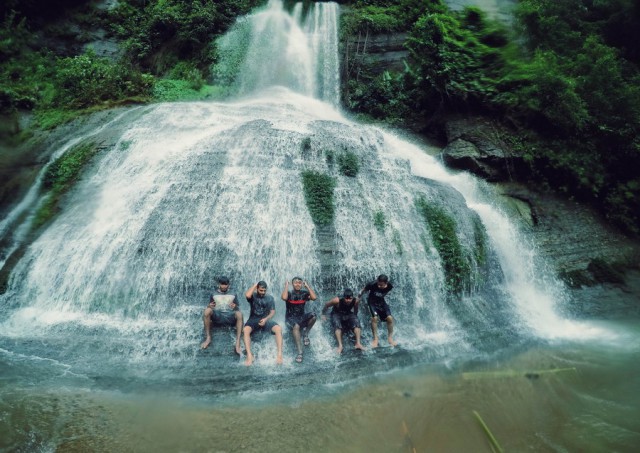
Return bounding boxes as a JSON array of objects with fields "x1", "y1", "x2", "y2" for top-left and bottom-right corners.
[
  {"x1": 342, "y1": 32, "x2": 409, "y2": 77},
  {"x1": 441, "y1": 117, "x2": 518, "y2": 182},
  {"x1": 439, "y1": 115, "x2": 640, "y2": 314},
  {"x1": 497, "y1": 182, "x2": 640, "y2": 315}
]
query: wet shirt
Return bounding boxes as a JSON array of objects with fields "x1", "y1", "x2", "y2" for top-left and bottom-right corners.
[
  {"x1": 247, "y1": 292, "x2": 275, "y2": 319},
  {"x1": 364, "y1": 281, "x2": 394, "y2": 306},
  {"x1": 210, "y1": 289, "x2": 239, "y2": 313},
  {"x1": 333, "y1": 297, "x2": 357, "y2": 316},
  {"x1": 285, "y1": 289, "x2": 311, "y2": 319}
]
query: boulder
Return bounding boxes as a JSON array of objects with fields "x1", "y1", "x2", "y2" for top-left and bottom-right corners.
[{"x1": 441, "y1": 116, "x2": 517, "y2": 182}]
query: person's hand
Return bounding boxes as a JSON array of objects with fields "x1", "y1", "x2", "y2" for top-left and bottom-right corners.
[
  {"x1": 258, "y1": 318, "x2": 266, "y2": 326},
  {"x1": 303, "y1": 281, "x2": 309, "y2": 288},
  {"x1": 209, "y1": 300, "x2": 216, "y2": 307},
  {"x1": 229, "y1": 302, "x2": 236, "y2": 310}
]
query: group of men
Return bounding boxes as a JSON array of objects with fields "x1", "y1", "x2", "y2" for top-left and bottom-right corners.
[{"x1": 200, "y1": 274, "x2": 397, "y2": 366}]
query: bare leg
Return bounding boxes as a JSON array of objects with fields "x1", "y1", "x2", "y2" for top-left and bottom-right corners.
[
  {"x1": 200, "y1": 307, "x2": 213, "y2": 349},
  {"x1": 243, "y1": 326, "x2": 254, "y2": 366},
  {"x1": 354, "y1": 327, "x2": 365, "y2": 350},
  {"x1": 234, "y1": 311, "x2": 244, "y2": 354},
  {"x1": 370, "y1": 316, "x2": 379, "y2": 348},
  {"x1": 304, "y1": 316, "x2": 316, "y2": 345},
  {"x1": 273, "y1": 325, "x2": 283, "y2": 364},
  {"x1": 292, "y1": 324, "x2": 303, "y2": 355},
  {"x1": 386, "y1": 316, "x2": 397, "y2": 346},
  {"x1": 335, "y1": 329, "x2": 343, "y2": 354}
]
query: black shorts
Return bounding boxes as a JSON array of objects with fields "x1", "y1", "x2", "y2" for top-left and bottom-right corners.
[
  {"x1": 368, "y1": 301, "x2": 392, "y2": 321},
  {"x1": 244, "y1": 317, "x2": 278, "y2": 334},
  {"x1": 211, "y1": 311, "x2": 238, "y2": 327},
  {"x1": 331, "y1": 313, "x2": 361, "y2": 332},
  {"x1": 286, "y1": 312, "x2": 316, "y2": 330}
]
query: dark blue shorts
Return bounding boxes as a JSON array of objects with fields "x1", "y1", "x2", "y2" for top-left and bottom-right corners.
[
  {"x1": 244, "y1": 317, "x2": 278, "y2": 334},
  {"x1": 286, "y1": 312, "x2": 316, "y2": 330},
  {"x1": 331, "y1": 313, "x2": 361, "y2": 332},
  {"x1": 368, "y1": 301, "x2": 392, "y2": 321},
  {"x1": 211, "y1": 311, "x2": 238, "y2": 327}
]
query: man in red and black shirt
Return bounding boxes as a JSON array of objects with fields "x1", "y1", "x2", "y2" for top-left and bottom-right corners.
[{"x1": 281, "y1": 277, "x2": 317, "y2": 363}]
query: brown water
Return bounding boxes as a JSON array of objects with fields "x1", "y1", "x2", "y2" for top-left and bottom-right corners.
[{"x1": 3, "y1": 324, "x2": 639, "y2": 453}]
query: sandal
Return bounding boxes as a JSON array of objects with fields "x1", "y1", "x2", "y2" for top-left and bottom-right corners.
[
  {"x1": 303, "y1": 336, "x2": 310, "y2": 346},
  {"x1": 295, "y1": 353, "x2": 303, "y2": 363}
]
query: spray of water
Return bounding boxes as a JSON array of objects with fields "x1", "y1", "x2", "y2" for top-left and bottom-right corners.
[{"x1": 0, "y1": 1, "x2": 610, "y2": 383}]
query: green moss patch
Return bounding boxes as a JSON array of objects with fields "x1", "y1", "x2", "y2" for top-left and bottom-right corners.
[
  {"x1": 301, "y1": 170, "x2": 336, "y2": 226},
  {"x1": 33, "y1": 140, "x2": 98, "y2": 230},
  {"x1": 416, "y1": 196, "x2": 470, "y2": 294}
]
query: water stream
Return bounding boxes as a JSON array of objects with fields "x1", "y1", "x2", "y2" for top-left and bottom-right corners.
[{"x1": 1, "y1": 2, "x2": 638, "y2": 451}]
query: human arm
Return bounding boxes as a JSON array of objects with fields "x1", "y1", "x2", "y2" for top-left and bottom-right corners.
[
  {"x1": 281, "y1": 281, "x2": 289, "y2": 301},
  {"x1": 358, "y1": 283, "x2": 369, "y2": 299},
  {"x1": 258, "y1": 309, "x2": 276, "y2": 326},
  {"x1": 321, "y1": 297, "x2": 339, "y2": 320},
  {"x1": 245, "y1": 283, "x2": 258, "y2": 301},
  {"x1": 230, "y1": 294, "x2": 239, "y2": 310},
  {"x1": 304, "y1": 281, "x2": 317, "y2": 301}
]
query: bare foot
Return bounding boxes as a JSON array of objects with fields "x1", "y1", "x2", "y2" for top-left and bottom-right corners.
[
  {"x1": 244, "y1": 353, "x2": 254, "y2": 366},
  {"x1": 200, "y1": 338, "x2": 211, "y2": 349},
  {"x1": 235, "y1": 343, "x2": 242, "y2": 355},
  {"x1": 355, "y1": 342, "x2": 366, "y2": 351},
  {"x1": 388, "y1": 337, "x2": 398, "y2": 347},
  {"x1": 276, "y1": 355, "x2": 283, "y2": 365},
  {"x1": 336, "y1": 346, "x2": 343, "y2": 355},
  {"x1": 371, "y1": 339, "x2": 379, "y2": 349}
]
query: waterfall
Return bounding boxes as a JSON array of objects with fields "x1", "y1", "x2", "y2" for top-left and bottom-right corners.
[
  {"x1": 214, "y1": 0, "x2": 340, "y2": 106},
  {"x1": 0, "y1": 1, "x2": 594, "y2": 390}
]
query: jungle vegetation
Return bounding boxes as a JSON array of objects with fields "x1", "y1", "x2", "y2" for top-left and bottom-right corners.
[{"x1": 1, "y1": 0, "x2": 639, "y2": 234}]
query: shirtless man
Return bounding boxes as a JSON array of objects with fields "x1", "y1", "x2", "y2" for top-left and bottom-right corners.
[{"x1": 200, "y1": 276, "x2": 243, "y2": 354}]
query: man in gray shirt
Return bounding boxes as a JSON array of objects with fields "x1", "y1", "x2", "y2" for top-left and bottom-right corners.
[{"x1": 243, "y1": 281, "x2": 283, "y2": 366}]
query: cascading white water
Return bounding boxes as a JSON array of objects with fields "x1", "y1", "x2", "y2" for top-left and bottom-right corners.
[
  {"x1": 0, "y1": 0, "x2": 598, "y2": 388},
  {"x1": 215, "y1": 0, "x2": 340, "y2": 106}
]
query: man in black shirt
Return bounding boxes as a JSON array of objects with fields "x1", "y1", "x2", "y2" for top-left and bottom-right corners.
[
  {"x1": 359, "y1": 274, "x2": 397, "y2": 348},
  {"x1": 281, "y1": 277, "x2": 318, "y2": 363},
  {"x1": 322, "y1": 288, "x2": 365, "y2": 354}
]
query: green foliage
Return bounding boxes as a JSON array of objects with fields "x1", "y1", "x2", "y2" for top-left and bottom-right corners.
[
  {"x1": 33, "y1": 108, "x2": 82, "y2": 130},
  {"x1": 0, "y1": 12, "x2": 53, "y2": 114},
  {"x1": 345, "y1": 71, "x2": 413, "y2": 125},
  {"x1": 404, "y1": 7, "x2": 506, "y2": 113},
  {"x1": 301, "y1": 171, "x2": 336, "y2": 226},
  {"x1": 337, "y1": 150, "x2": 360, "y2": 177},
  {"x1": 34, "y1": 141, "x2": 97, "y2": 229},
  {"x1": 169, "y1": 62, "x2": 205, "y2": 90},
  {"x1": 495, "y1": 50, "x2": 589, "y2": 133},
  {"x1": 345, "y1": 0, "x2": 640, "y2": 235},
  {"x1": 152, "y1": 79, "x2": 227, "y2": 102},
  {"x1": 53, "y1": 50, "x2": 154, "y2": 109},
  {"x1": 473, "y1": 218, "x2": 487, "y2": 267},
  {"x1": 341, "y1": 0, "x2": 444, "y2": 36},
  {"x1": 108, "y1": 0, "x2": 261, "y2": 75},
  {"x1": 416, "y1": 197, "x2": 470, "y2": 294},
  {"x1": 373, "y1": 210, "x2": 386, "y2": 231},
  {"x1": 325, "y1": 149, "x2": 335, "y2": 167}
]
